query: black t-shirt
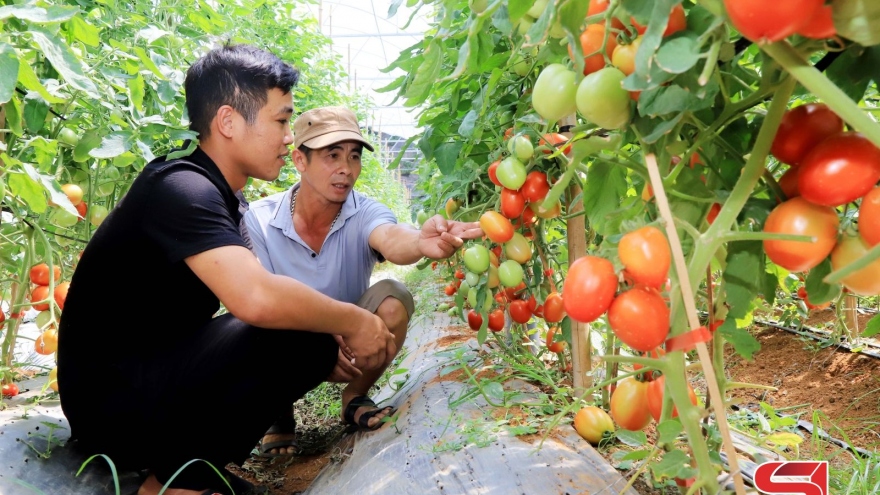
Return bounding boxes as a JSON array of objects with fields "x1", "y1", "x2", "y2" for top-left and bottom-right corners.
[{"x1": 57, "y1": 147, "x2": 248, "y2": 369}]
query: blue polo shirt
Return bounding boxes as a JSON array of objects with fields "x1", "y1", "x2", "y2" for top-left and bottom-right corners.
[{"x1": 244, "y1": 184, "x2": 397, "y2": 304}]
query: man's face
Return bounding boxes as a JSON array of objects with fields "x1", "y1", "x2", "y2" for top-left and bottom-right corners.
[
  {"x1": 234, "y1": 88, "x2": 294, "y2": 181},
  {"x1": 295, "y1": 141, "x2": 363, "y2": 204}
]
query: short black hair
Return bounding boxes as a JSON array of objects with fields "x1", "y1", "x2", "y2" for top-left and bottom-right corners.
[
  {"x1": 184, "y1": 44, "x2": 300, "y2": 138},
  {"x1": 298, "y1": 144, "x2": 313, "y2": 159}
]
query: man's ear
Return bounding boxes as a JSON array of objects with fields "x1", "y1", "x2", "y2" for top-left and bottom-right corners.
[
  {"x1": 291, "y1": 148, "x2": 308, "y2": 172},
  {"x1": 214, "y1": 105, "x2": 237, "y2": 139}
]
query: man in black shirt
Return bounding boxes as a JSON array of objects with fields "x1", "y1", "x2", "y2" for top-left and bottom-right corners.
[{"x1": 57, "y1": 45, "x2": 409, "y2": 495}]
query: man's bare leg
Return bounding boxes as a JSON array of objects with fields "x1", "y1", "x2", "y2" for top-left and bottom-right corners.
[{"x1": 341, "y1": 296, "x2": 409, "y2": 428}]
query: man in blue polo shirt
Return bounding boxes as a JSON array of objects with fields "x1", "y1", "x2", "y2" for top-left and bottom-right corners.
[{"x1": 245, "y1": 106, "x2": 482, "y2": 456}]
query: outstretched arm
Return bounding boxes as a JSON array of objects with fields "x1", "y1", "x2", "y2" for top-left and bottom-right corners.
[{"x1": 369, "y1": 215, "x2": 483, "y2": 265}]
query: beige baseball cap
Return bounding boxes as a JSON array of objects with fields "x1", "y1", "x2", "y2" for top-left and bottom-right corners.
[{"x1": 293, "y1": 106, "x2": 374, "y2": 152}]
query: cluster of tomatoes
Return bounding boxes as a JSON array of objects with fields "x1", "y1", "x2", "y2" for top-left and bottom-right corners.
[
  {"x1": 50, "y1": 182, "x2": 109, "y2": 232},
  {"x1": 762, "y1": 103, "x2": 880, "y2": 296},
  {"x1": 723, "y1": 0, "x2": 835, "y2": 44},
  {"x1": 29, "y1": 263, "x2": 63, "y2": 392}
]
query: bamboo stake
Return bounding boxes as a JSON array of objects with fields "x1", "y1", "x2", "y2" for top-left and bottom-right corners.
[
  {"x1": 561, "y1": 116, "x2": 591, "y2": 396},
  {"x1": 644, "y1": 154, "x2": 747, "y2": 495},
  {"x1": 845, "y1": 294, "x2": 859, "y2": 341}
]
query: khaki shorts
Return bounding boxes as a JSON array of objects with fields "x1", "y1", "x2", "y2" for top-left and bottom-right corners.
[{"x1": 355, "y1": 279, "x2": 415, "y2": 318}]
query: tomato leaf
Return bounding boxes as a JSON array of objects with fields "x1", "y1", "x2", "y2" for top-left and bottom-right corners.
[
  {"x1": 508, "y1": 0, "x2": 534, "y2": 23},
  {"x1": 23, "y1": 94, "x2": 49, "y2": 134},
  {"x1": 863, "y1": 314, "x2": 880, "y2": 338},
  {"x1": 582, "y1": 162, "x2": 627, "y2": 235},
  {"x1": 28, "y1": 28, "x2": 99, "y2": 97},
  {"x1": 656, "y1": 419, "x2": 683, "y2": 445},
  {"x1": 762, "y1": 271, "x2": 778, "y2": 307},
  {"x1": 723, "y1": 241, "x2": 762, "y2": 320},
  {"x1": 804, "y1": 258, "x2": 841, "y2": 305},
  {"x1": 5, "y1": 95, "x2": 22, "y2": 136},
  {"x1": 636, "y1": 113, "x2": 683, "y2": 144},
  {"x1": 718, "y1": 319, "x2": 761, "y2": 361},
  {"x1": 639, "y1": 84, "x2": 714, "y2": 117},
  {"x1": 655, "y1": 37, "x2": 700, "y2": 74},
  {"x1": 3, "y1": 155, "x2": 47, "y2": 213},
  {"x1": 435, "y1": 142, "x2": 463, "y2": 176},
  {"x1": 650, "y1": 449, "x2": 690, "y2": 480},
  {"x1": 619, "y1": 449, "x2": 651, "y2": 461},
  {"x1": 558, "y1": 0, "x2": 590, "y2": 74},
  {"x1": 615, "y1": 429, "x2": 647, "y2": 447},
  {"x1": 16, "y1": 54, "x2": 64, "y2": 104},
  {"x1": 458, "y1": 110, "x2": 478, "y2": 138},
  {"x1": 0, "y1": 43, "x2": 19, "y2": 104},
  {"x1": 90, "y1": 131, "x2": 135, "y2": 159},
  {"x1": 832, "y1": 0, "x2": 880, "y2": 47},
  {"x1": 0, "y1": 4, "x2": 78, "y2": 22},
  {"x1": 826, "y1": 44, "x2": 880, "y2": 103},
  {"x1": 68, "y1": 15, "x2": 101, "y2": 47},
  {"x1": 765, "y1": 431, "x2": 804, "y2": 447},
  {"x1": 483, "y1": 381, "x2": 505, "y2": 404},
  {"x1": 404, "y1": 39, "x2": 442, "y2": 106}
]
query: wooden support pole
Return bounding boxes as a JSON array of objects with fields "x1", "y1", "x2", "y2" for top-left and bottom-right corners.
[
  {"x1": 845, "y1": 293, "x2": 859, "y2": 340},
  {"x1": 645, "y1": 154, "x2": 747, "y2": 495},
  {"x1": 560, "y1": 116, "x2": 591, "y2": 397}
]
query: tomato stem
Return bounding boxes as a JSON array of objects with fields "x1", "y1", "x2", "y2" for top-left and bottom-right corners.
[{"x1": 761, "y1": 41, "x2": 880, "y2": 149}]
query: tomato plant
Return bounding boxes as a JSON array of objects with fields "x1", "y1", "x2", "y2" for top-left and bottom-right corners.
[
  {"x1": 562, "y1": 256, "x2": 617, "y2": 323},
  {"x1": 633, "y1": 348, "x2": 666, "y2": 381},
  {"x1": 723, "y1": 0, "x2": 825, "y2": 43},
  {"x1": 608, "y1": 286, "x2": 670, "y2": 352},
  {"x1": 29, "y1": 264, "x2": 61, "y2": 286},
  {"x1": 797, "y1": 132, "x2": 880, "y2": 207},
  {"x1": 573, "y1": 406, "x2": 615, "y2": 445},
  {"x1": 646, "y1": 375, "x2": 698, "y2": 423},
  {"x1": 618, "y1": 226, "x2": 671, "y2": 289},
  {"x1": 531, "y1": 64, "x2": 578, "y2": 122},
  {"x1": 545, "y1": 326, "x2": 566, "y2": 353},
  {"x1": 1, "y1": 383, "x2": 19, "y2": 398},
  {"x1": 770, "y1": 103, "x2": 844, "y2": 166},
  {"x1": 610, "y1": 377, "x2": 651, "y2": 431},
  {"x1": 763, "y1": 197, "x2": 839, "y2": 272}
]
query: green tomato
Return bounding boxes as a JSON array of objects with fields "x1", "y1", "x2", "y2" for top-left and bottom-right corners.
[
  {"x1": 576, "y1": 67, "x2": 632, "y2": 130},
  {"x1": 467, "y1": 287, "x2": 478, "y2": 308},
  {"x1": 480, "y1": 290, "x2": 493, "y2": 312},
  {"x1": 437, "y1": 302, "x2": 450, "y2": 312},
  {"x1": 35, "y1": 310, "x2": 57, "y2": 330},
  {"x1": 416, "y1": 210, "x2": 429, "y2": 226},
  {"x1": 89, "y1": 204, "x2": 109, "y2": 226},
  {"x1": 507, "y1": 135, "x2": 534, "y2": 162},
  {"x1": 95, "y1": 182, "x2": 115, "y2": 197},
  {"x1": 51, "y1": 208, "x2": 79, "y2": 228},
  {"x1": 469, "y1": 0, "x2": 488, "y2": 13},
  {"x1": 488, "y1": 264, "x2": 500, "y2": 289},
  {"x1": 549, "y1": 18, "x2": 567, "y2": 38},
  {"x1": 465, "y1": 271, "x2": 480, "y2": 287},
  {"x1": 497, "y1": 156, "x2": 527, "y2": 190},
  {"x1": 511, "y1": 53, "x2": 531, "y2": 77},
  {"x1": 54, "y1": 234, "x2": 74, "y2": 247},
  {"x1": 527, "y1": 0, "x2": 550, "y2": 18},
  {"x1": 58, "y1": 128, "x2": 80, "y2": 147},
  {"x1": 533, "y1": 64, "x2": 578, "y2": 123},
  {"x1": 458, "y1": 280, "x2": 471, "y2": 297},
  {"x1": 504, "y1": 232, "x2": 533, "y2": 264},
  {"x1": 516, "y1": 16, "x2": 535, "y2": 36},
  {"x1": 498, "y1": 260, "x2": 525, "y2": 288},
  {"x1": 447, "y1": 306, "x2": 460, "y2": 317},
  {"x1": 463, "y1": 245, "x2": 490, "y2": 274}
]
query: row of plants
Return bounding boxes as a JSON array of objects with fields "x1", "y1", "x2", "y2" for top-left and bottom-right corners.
[{"x1": 394, "y1": 0, "x2": 880, "y2": 492}]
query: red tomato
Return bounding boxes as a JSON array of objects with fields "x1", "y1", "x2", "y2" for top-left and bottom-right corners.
[
  {"x1": 706, "y1": 203, "x2": 721, "y2": 225},
  {"x1": 543, "y1": 292, "x2": 565, "y2": 323},
  {"x1": 646, "y1": 375, "x2": 698, "y2": 422},
  {"x1": 608, "y1": 286, "x2": 670, "y2": 352},
  {"x1": 569, "y1": 24, "x2": 617, "y2": 76},
  {"x1": 521, "y1": 171, "x2": 551, "y2": 203},
  {"x1": 778, "y1": 167, "x2": 800, "y2": 199},
  {"x1": 797, "y1": 286, "x2": 830, "y2": 310},
  {"x1": 511, "y1": 207, "x2": 538, "y2": 230},
  {"x1": 508, "y1": 299, "x2": 532, "y2": 324},
  {"x1": 1, "y1": 383, "x2": 19, "y2": 398},
  {"x1": 0, "y1": 311, "x2": 5, "y2": 324},
  {"x1": 587, "y1": 0, "x2": 625, "y2": 29},
  {"x1": 831, "y1": 234, "x2": 880, "y2": 296},
  {"x1": 618, "y1": 226, "x2": 671, "y2": 289},
  {"x1": 539, "y1": 133, "x2": 572, "y2": 155},
  {"x1": 488, "y1": 160, "x2": 502, "y2": 187},
  {"x1": 431, "y1": 261, "x2": 438, "y2": 270},
  {"x1": 53, "y1": 282, "x2": 70, "y2": 310},
  {"x1": 797, "y1": 5, "x2": 835, "y2": 39},
  {"x1": 798, "y1": 132, "x2": 880, "y2": 207},
  {"x1": 546, "y1": 327, "x2": 566, "y2": 353},
  {"x1": 525, "y1": 295, "x2": 537, "y2": 313},
  {"x1": 563, "y1": 256, "x2": 618, "y2": 323},
  {"x1": 610, "y1": 377, "x2": 651, "y2": 431},
  {"x1": 723, "y1": 0, "x2": 824, "y2": 43},
  {"x1": 31, "y1": 285, "x2": 51, "y2": 311},
  {"x1": 29, "y1": 264, "x2": 61, "y2": 286},
  {"x1": 529, "y1": 200, "x2": 561, "y2": 219},
  {"x1": 444, "y1": 284, "x2": 457, "y2": 296},
  {"x1": 504, "y1": 127, "x2": 514, "y2": 140},
  {"x1": 75, "y1": 201, "x2": 88, "y2": 219},
  {"x1": 544, "y1": 268, "x2": 554, "y2": 277},
  {"x1": 763, "y1": 197, "x2": 839, "y2": 272},
  {"x1": 632, "y1": 348, "x2": 666, "y2": 381},
  {"x1": 500, "y1": 188, "x2": 526, "y2": 219},
  {"x1": 454, "y1": 269, "x2": 465, "y2": 280},
  {"x1": 859, "y1": 187, "x2": 880, "y2": 247},
  {"x1": 487, "y1": 309, "x2": 505, "y2": 332},
  {"x1": 480, "y1": 211, "x2": 515, "y2": 243},
  {"x1": 770, "y1": 103, "x2": 844, "y2": 167},
  {"x1": 467, "y1": 310, "x2": 483, "y2": 331},
  {"x1": 631, "y1": 5, "x2": 686, "y2": 37}
]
